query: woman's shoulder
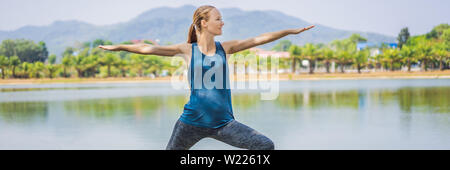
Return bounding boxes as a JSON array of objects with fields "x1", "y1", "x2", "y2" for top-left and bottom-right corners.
[{"x1": 177, "y1": 42, "x2": 193, "y2": 52}]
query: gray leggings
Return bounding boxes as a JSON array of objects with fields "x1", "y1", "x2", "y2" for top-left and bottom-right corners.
[{"x1": 166, "y1": 119, "x2": 274, "y2": 150}]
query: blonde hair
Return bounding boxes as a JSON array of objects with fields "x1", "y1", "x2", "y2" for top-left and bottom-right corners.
[{"x1": 187, "y1": 5, "x2": 216, "y2": 43}]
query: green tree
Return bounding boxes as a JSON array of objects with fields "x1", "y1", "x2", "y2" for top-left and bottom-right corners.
[
  {"x1": 416, "y1": 39, "x2": 433, "y2": 71},
  {"x1": 45, "y1": 64, "x2": 58, "y2": 79},
  {"x1": 116, "y1": 59, "x2": 129, "y2": 77},
  {"x1": 143, "y1": 40, "x2": 154, "y2": 45},
  {"x1": 100, "y1": 53, "x2": 120, "y2": 77},
  {"x1": 130, "y1": 54, "x2": 149, "y2": 77},
  {"x1": 9, "y1": 56, "x2": 21, "y2": 78},
  {"x1": 63, "y1": 47, "x2": 75, "y2": 57},
  {"x1": 397, "y1": 27, "x2": 410, "y2": 49},
  {"x1": 32, "y1": 62, "x2": 45, "y2": 78},
  {"x1": 375, "y1": 53, "x2": 387, "y2": 71},
  {"x1": 38, "y1": 41, "x2": 49, "y2": 62},
  {"x1": 72, "y1": 55, "x2": 88, "y2": 78},
  {"x1": 321, "y1": 47, "x2": 335, "y2": 73},
  {"x1": 400, "y1": 45, "x2": 416, "y2": 72},
  {"x1": 121, "y1": 41, "x2": 133, "y2": 45},
  {"x1": 383, "y1": 48, "x2": 401, "y2": 71},
  {"x1": 92, "y1": 39, "x2": 112, "y2": 47},
  {"x1": 354, "y1": 49, "x2": 369, "y2": 73},
  {"x1": 443, "y1": 29, "x2": 450, "y2": 46},
  {"x1": 288, "y1": 45, "x2": 301, "y2": 74},
  {"x1": 349, "y1": 34, "x2": 368, "y2": 43},
  {"x1": 82, "y1": 42, "x2": 91, "y2": 49},
  {"x1": 426, "y1": 23, "x2": 449, "y2": 39},
  {"x1": 61, "y1": 56, "x2": 72, "y2": 78},
  {"x1": 331, "y1": 39, "x2": 355, "y2": 73},
  {"x1": 78, "y1": 48, "x2": 90, "y2": 58},
  {"x1": 0, "y1": 39, "x2": 17, "y2": 57},
  {"x1": 432, "y1": 42, "x2": 448, "y2": 70},
  {"x1": 146, "y1": 55, "x2": 164, "y2": 77},
  {"x1": 0, "y1": 55, "x2": 9, "y2": 79},
  {"x1": 272, "y1": 40, "x2": 292, "y2": 52},
  {"x1": 302, "y1": 43, "x2": 319, "y2": 74},
  {"x1": 47, "y1": 54, "x2": 57, "y2": 65},
  {"x1": 0, "y1": 39, "x2": 48, "y2": 63},
  {"x1": 21, "y1": 62, "x2": 32, "y2": 78}
]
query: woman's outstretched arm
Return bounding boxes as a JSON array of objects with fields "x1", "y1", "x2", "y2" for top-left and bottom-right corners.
[
  {"x1": 98, "y1": 43, "x2": 188, "y2": 57},
  {"x1": 222, "y1": 25, "x2": 315, "y2": 54}
]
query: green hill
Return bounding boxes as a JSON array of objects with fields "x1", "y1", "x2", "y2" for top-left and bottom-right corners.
[{"x1": 0, "y1": 4, "x2": 395, "y2": 59}]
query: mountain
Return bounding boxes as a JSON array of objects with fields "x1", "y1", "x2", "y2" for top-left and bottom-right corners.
[{"x1": 0, "y1": 4, "x2": 395, "y2": 60}]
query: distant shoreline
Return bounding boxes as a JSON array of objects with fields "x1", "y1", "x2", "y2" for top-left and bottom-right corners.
[{"x1": 1, "y1": 71, "x2": 449, "y2": 85}]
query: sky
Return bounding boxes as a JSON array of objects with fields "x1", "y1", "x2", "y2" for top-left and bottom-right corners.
[{"x1": 0, "y1": 0, "x2": 448, "y2": 36}]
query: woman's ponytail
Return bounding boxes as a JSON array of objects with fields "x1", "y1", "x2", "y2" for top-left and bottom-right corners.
[{"x1": 187, "y1": 23, "x2": 197, "y2": 43}]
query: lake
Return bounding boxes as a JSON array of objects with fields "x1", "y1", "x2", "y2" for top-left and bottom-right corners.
[{"x1": 0, "y1": 79, "x2": 449, "y2": 149}]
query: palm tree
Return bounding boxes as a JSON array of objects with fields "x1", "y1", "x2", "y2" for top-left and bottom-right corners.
[
  {"x1": 21, "y1": 62, "x2": 32, "y2": 78},
  {"x1": 100, "y1": 53, "x2": 120, "y2": 77},
  {"x1": 354, "y1": 49, "x2": 369, "y2": 73},
  {"x1": 45, "y1": 64, "x2": 58, "y2": 79},
  {"x1": 130, "y1": 54, "x2": 148, "y2": 77},
  {"x1": 321, "y1": 47, "x2": 335, "y2": 73},
  {"x1": 432, "y1": 42, "x2": 448, "y2": 71},
  {"x1": 288, "y1": 45, "x2": 301, "y2": 74},
  {"x1": 84, "y1": 55, "x2": 100, "y2": 78},
  {"x1": 331, "y1": 39, "x2": 355, "y2": 73},
  {"x1": 72, "y1": 54, "x2": 86, "y2": 77},
  {"x1": 33, "y1": 61, "x2": 45, "y2": 78},
  {"x1": 278, "y1": 57, "x2": 291, "y2": 73},
  {"x1": 62, "y1": 56, "x2": 72, "y2": 78},
  {"x1": 417, "y1": 41, "x2": 433, "y2": 71},
  {"x1": 242, "y1": 50, "x2": 251, "y2": 76},
  {"x1": 375, "y1": 53, "x2": 386, "y2": 71},
  {"x1": 0, "y1": 55, "x2": 9, "y2": 79},
  {"x1": 146, "y1": 55, "x2": 164, "y2": 77},
  {"x1": 400, "y1": 45, "x2": 416, "y2": 72},
  {"x1": 383, "y1": 48, "x2": 401, "y2": 71},
  {"x1": 302, "y1": 43, "x2": 319, "y2": 74},
  {"x1": 9, "y1": 56, "x2": 20, "y2": 78},
  {"x1": 116, "y1": 59, "x2": 129, "y2": 77}
]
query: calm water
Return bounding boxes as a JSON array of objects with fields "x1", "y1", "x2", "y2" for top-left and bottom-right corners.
[{"x1": 0, "y1": 79, "x2": 449, "y2": 150}]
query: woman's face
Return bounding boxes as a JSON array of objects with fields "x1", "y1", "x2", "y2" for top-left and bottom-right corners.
[{"x1": 202, "y1": 8, "x2": 224, "y2": 36}]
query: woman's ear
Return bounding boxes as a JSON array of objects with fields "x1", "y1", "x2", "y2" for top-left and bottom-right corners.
[{"x1": 201, "y1": 19, "x2": 207, "y2": 29}]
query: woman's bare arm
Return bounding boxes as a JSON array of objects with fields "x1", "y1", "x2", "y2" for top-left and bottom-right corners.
[
  {"x1": 98, "y1": 43, "x2": 188, "y2": 57},
  {"x1": 222, "y1": 25, "x2": 315, "y2": 54}
]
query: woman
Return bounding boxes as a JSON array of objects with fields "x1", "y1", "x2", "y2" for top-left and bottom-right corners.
[{"x1": 99, "y1": 5, "x2": 314, "y2": 150}]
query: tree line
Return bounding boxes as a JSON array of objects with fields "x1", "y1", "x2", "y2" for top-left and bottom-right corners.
[
  {"x1": 0, "y1": 24, "x2": 448, "y2": 79},
  {"x1": 0, "y1": 38, "x2": 180, "y2": 79},
  {"x1": 270, "y1": 23, "x2": 449, "y2": 74}
]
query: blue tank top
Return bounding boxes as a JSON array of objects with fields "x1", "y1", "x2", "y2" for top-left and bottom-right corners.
[{"x1": 179, "y1": 41, "x2": 235, "y2": 128}]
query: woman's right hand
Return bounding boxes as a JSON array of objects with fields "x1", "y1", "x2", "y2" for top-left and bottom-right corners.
[{"x1": 98, "y1": 45, "x2": 120, "y2": 51}]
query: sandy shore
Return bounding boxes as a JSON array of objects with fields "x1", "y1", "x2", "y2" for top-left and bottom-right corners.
[{"x1": 0, "y1": 71, "x2": 449, "y2": 85}]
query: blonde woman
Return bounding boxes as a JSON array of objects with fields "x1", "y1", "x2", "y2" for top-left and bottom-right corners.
[{"x1": 99, "y1": 5, "x2": 314, "y2": 150}]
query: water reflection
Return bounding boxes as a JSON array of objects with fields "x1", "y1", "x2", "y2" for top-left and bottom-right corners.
[
  {"x1": 1, "y1": 86, "x2": 448, "y2": 121},
  {"x1": 275, "y1": 90, "x2": 359, "y2": 110},
  {"x1": 273, "y1": 87, "x2": 449, "y2": 114},
  {"x1": 397, "y1": 87, "x2": 450, "y2": 114},
  {"x1": 0, "y1": 79, "x2": 449, "y2": 149},
  {"x1": 0, "y1": 87, "x2": 115, "y2": 92},
  {"x1": 0, "y1": 102, "x2": 48, "y2": 123}
]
